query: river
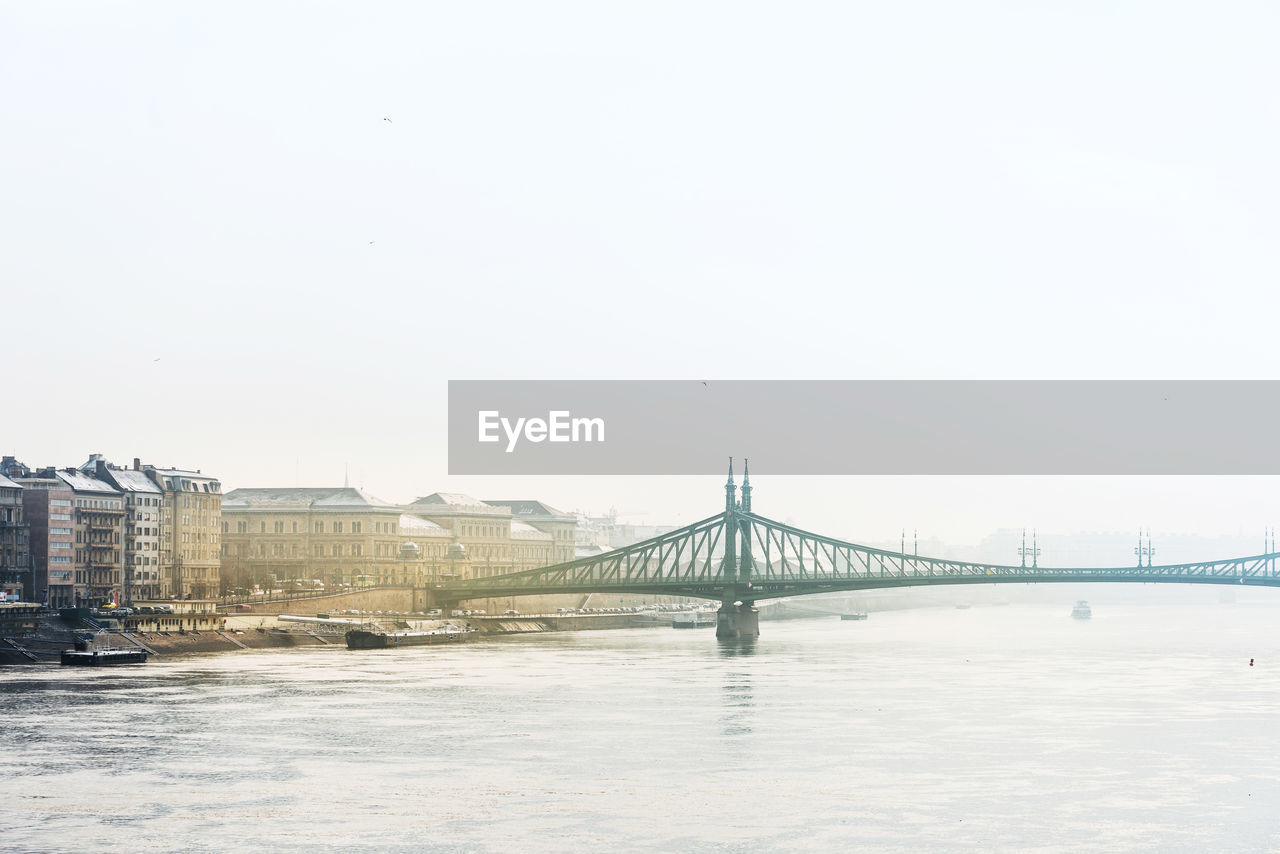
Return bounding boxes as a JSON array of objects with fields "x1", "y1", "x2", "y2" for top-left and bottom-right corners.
[{"x1": 3, "y1": 600, "x2": 1280, "y2": 852}]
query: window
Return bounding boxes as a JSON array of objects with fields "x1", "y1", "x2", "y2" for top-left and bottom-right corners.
[
  {"x1": 237, "y1": 521, "x2": 247, "y2": 534},
  {"x1": 273, "y1": 521, "x2": 284, "y2": 534},
  {"x1": 314, "y1": 521, "x2": 324, "y2": 533},
  {"x1": 332, "y1": 544, "x2": 343, "y2": 557},
  {"x1": 222, "y1": 522, "x2": 229, "y2": 533},
  {"x1": 291, "y1": 521, "x2": 299, "y2": 533},
  {"x1": 352, "y1": 543, "x2": 363, "y2": 557},
  {"x1": 333, "y1": 521, "x2": 344, "y2": 534},
  {"x1": 351, "y1": 521, "x2": 362, "y2": 534}
]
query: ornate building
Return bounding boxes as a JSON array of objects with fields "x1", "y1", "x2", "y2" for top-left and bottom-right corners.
[
  {"x1": 219, "y1": 489, "x2": 581, "y2": 593},
  {"x1": 482, "y1": 500, "x2": 577, "y2": 564},
  {"x1": 144, "y1": 465, "x2": 221, "y2": 600},
  {"x1": 220, "y1": 487, "x2": 409, "y2": 590}
]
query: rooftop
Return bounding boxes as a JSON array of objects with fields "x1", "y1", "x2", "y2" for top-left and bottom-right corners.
[
  {"x1": 407, "y1": 493, "x2": 510, "y2": 515},
  {"x1": 398, "y1": 514, "x2": 454, "y2": 537},
  {"x1": 511, "y1": 520, "x2": 553, "y2": 540},
  {"x1": 54, "y1": 470, "x2": 122, "y2": 495},
  {"x1": 223, "y1": 487, "x2": 399, "y2": 510},
  {"x1": 146, "y1": 466, "x2": 215, "y2": 479},
  {"x1": 103, "y1": 469, "x2": 162, "y2": 494},
  {"x1": 0, "y1": 472, "x2": 20, "y2": 490},
  {"x1": 485, "y1": 499, "x2": 572, "y2": 520}
]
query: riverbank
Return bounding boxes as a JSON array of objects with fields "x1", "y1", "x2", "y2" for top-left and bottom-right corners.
[{"x1": 0, "y1": 610, "x2": 702, "y2": 665}]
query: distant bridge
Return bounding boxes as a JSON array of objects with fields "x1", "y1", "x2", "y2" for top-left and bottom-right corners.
[{"x1": 436, "y1": 461, "x2": 1280, "y2": 638}]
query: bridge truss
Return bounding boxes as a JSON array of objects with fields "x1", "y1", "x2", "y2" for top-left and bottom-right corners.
[{"x1": 437, "y1": 510, "x2": 1280, "y2": 607}]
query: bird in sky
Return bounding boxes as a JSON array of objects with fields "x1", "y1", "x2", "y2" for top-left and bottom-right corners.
[
  {"x1": 153, "y1": 358, "x2": 161, "y2": 362},
  {"x1": 383, "y1": 117, "x2": 392, "y2": 123}
]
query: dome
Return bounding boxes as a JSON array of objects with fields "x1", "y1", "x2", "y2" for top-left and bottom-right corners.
[{"x1": 398, "y1": 541, "x2": 421, "y2": 559}]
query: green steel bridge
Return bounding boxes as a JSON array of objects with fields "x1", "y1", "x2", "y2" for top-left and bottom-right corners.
[{"x1": 436, "y1": 461, "x2": 1280, "y2": 638}]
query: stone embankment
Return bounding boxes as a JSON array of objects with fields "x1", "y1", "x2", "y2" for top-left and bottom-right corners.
[{"x1": 1, "y1": 610, "x2": 689, "y2": 665}]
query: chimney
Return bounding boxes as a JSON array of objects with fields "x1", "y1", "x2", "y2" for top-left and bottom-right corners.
[{"x1": 133, "y1": 458, "x2": 141, "y2": 471}]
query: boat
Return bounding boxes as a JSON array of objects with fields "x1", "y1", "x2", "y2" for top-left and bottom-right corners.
[
  {"x1": 345, "y1": 623, "x2": 474, "y2": 649},
  {"x1": 1071, "y1": 600, "x2": 1092, "y2": 619},
  {"x1": 61, "y1": 648, "x2": 149, "y2": 666},
  {"x1": 61, "y1": 630, "x2": 150, "y2": 666},
  {"x1": 671, "y1": 612, "x2": 717, "y2": 629},
  {"x1": 840, "y1": 612, "x2": 869, "y2": 621}
]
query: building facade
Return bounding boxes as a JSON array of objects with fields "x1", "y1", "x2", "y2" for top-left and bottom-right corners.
[
  {"x1": 0, "y1": 473, "x2": 30, "y2": 601},
  {"x1": 218, "y1": 489, "x2": 581, "y2": 592},
  {"x1": 483, "y1": 500, "x2": 577, "y2": 564},
  {"x1": 220, "y1": 487, "x2": 409, "y2": 591},
  {"x1": 54, "y1": 467, "x2": 125, "y2": 607},
  {"x1": 96, "y1": 458, "x2": 165, "y2": 602},
  {"x1": 145, "y1": 465, "x2": 221, "y2": 600},
  {"x1": 403, "y1": 493, "x2": 577, "y2": 576},
  {"x1": 13, "y1": 476, "x2": 75, "y2": 607}
]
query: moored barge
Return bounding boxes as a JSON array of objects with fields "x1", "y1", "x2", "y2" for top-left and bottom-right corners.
[
  {"x1": 61, "y1": 648, "x2": 150, "y2": 666},
  {"x1": 345, "y1": 625, "x2": 474, "y2": 650}
]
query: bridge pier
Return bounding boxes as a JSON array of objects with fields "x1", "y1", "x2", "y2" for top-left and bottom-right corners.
[{"x1": 716, "y1": 603, "x2": 759, "y2": 640}]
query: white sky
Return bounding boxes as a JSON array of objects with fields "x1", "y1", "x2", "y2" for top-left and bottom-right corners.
[{"x1": 5, "y1": 3, "x2": 1280, "y2": 551}]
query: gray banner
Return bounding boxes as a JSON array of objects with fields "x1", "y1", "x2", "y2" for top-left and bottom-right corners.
[{"x1": 448, "y1": 380, "x2": 1280, "y2": 475}]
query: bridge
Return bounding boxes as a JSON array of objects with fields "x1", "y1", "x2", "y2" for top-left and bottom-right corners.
[{"x1": 436, "y1": 460, "x2": 1280, "y2": 639}]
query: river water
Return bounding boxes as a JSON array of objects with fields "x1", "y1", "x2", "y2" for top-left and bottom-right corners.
[{"x1": 4, "y1": 600, "x2": 1280, "y2": 853}]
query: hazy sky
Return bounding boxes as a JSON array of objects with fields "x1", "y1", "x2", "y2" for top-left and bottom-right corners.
[{"x1": 5, "y1": 3, "x2": 1280, "y2": 551}]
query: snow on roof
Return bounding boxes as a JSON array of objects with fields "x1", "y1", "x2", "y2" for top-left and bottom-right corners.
[
  {"x1": 511, "y1": 520, "x2": 553, "y2": 540},
  {"x1": 222, "y1": 487, "x2": 399, "y2": 509},
  {"x1": 147, "y1": 467, "x2": 218, "y2": 482},
  {"x1": 0, "y1": 472, "x2": 20, "y2": 490},
  {"x1": 398, "y1": 514, "x2": 454, "y2": 536},
  {"x1": 412, "y1": 492, "x2": 485, "y2": 506},
  {"x1": 485, "y1": 499, "x2": 571, "y2": 518},
  {"x1": 408, "y1": 493, "x2": 509, "y2": 514},
  {"x1": 106, "y1": 469, "x2": 162, "y2": 493},
  {"x1": 54, "y1": 470, "x2": 121, "y2": 495}
]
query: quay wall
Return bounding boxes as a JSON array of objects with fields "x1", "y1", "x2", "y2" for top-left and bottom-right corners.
[{"x1": 3, "y1": 611, "x2": 688, "y2": 664}]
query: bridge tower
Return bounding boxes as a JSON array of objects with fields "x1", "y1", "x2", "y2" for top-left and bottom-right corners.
[
  {"x1": 722, "y1": 458, "x2": 737, "y2": 582},
  {"x1": 739, "y1": 458, "x2": 753, "y2": 583},
  {"x1": 717, "y1": 457, "x2": 759, "y2": 641}
]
